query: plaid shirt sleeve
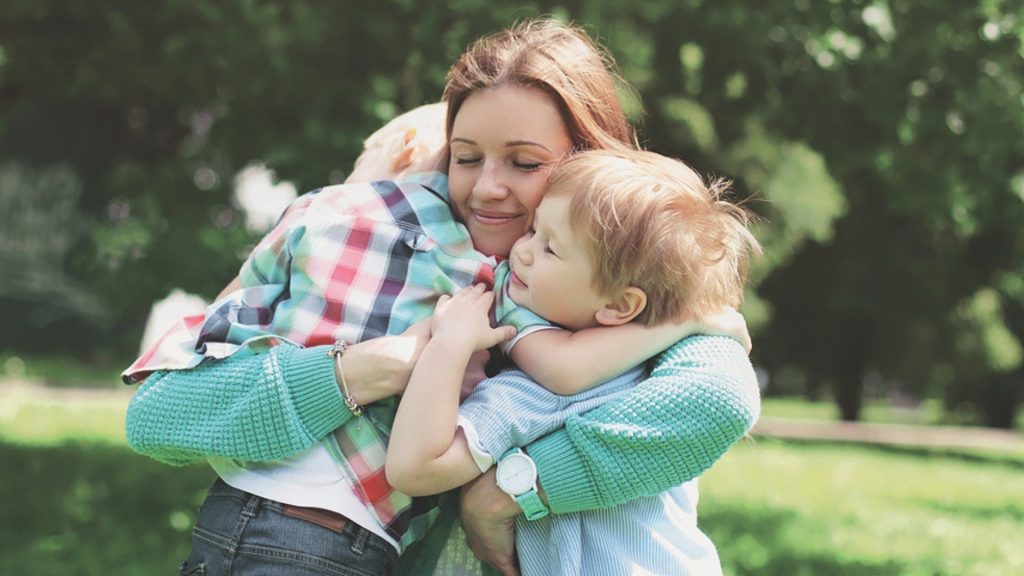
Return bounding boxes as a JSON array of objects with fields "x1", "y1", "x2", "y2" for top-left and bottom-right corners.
[
  {"x1": 122, "y1": 173, "x2": 497, "y2": 552},
  {"x1": 121, "y1": 190, "x2": 322, "y2": 383}
]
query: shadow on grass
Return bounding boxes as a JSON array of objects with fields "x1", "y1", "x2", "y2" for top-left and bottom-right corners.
[
  {"x1": 919, "y1": 499, "x2": 1024, "y2": 522},
  {"x1": 757, "y1": 436, "x2": 1024, "y2": 470},
  {"x1": 1, "y1": 440, "x2": 215, "y2": 576},
  {"x1": 704, "y1": 503, "x2": 910, "y2": 576}
]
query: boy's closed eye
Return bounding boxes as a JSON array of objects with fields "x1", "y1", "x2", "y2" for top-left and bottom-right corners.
[
  {"x1": 525, "y1": 227, "x2": 558, "y2": 257},
  {"x1": 536, "y1": 231, "x2": 559, "y2": 257}
]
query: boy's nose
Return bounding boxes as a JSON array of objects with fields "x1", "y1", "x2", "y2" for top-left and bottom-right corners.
[{"x1": 512, "y1": 239, "x2": 532, "y2": 267}]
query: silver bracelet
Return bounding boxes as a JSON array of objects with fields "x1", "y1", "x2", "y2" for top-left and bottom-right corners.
[{"x1": 328, "y1": 339, "x2": 363, "y2": 417}]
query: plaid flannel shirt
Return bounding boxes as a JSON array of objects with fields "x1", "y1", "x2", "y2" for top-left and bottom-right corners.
[{"x1": 124, "y1": 172, "x2": 496, "y2": 550}]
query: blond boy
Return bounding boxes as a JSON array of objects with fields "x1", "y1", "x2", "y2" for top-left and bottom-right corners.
[{"x1": 387, "y1": 149, "x2": 760, "y2": 576}]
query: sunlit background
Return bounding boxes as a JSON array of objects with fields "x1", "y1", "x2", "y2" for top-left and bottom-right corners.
[{"x1": 1, "y1": 1, "x2": 1022, "y2": 574}]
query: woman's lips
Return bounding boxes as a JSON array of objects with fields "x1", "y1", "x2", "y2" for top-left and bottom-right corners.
[{"x1": 471, "y1": 209, "x2": 522, "y2": 225}]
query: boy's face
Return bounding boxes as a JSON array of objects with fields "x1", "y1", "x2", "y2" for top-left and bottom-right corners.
[{"x1": 507, "y1": 194, "x2": 610, "y2": 331}]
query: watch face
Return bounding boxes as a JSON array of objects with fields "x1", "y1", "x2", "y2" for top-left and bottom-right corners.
[{"x1": 497, "y1": 453, "x2": 536, "y2": 495}]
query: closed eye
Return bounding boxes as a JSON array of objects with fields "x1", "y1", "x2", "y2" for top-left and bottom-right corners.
[{"x1": 513, "y1": 161, "x2": 542, "y2": 171}]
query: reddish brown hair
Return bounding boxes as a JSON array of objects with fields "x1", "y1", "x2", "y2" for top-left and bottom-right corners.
[{"x1": 443, "y1": 19, "x2": 637, "y2": 153}]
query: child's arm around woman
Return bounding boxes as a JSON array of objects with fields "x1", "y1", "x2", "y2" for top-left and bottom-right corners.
[{"x1": 386, "y1": 284, "x2": 515, "y2": 495}]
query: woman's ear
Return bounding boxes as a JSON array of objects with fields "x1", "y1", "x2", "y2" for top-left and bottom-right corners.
[{"x1": 594, "y1": 287, "x2": 647, "y2": 326}]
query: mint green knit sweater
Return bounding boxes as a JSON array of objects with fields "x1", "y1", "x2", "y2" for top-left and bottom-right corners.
[{"x1": 126, "y1": 335, "x2": 758, "y2": 571}]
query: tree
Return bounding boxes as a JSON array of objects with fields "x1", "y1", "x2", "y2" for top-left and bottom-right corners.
[
  {"x1": 2, "y1": 1, "x2": 1021, "y2": 425},
  {"x1": 601, "y1": 0, "x2": 1024, "y2": 423}
]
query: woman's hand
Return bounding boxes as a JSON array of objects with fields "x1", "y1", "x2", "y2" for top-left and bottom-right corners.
[
  {"x1": 338, "y1": 320, "x2": 431, "y2": 403},
  {"x1": 460, "y1": 469, "x2": 521, "y2": 576},
  {"x1": 461, "y1": 349, "x2": 491, "y2": 401}
]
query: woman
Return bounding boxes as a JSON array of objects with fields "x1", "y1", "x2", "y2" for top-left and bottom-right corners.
[{"x1": 125, "y1": 19, "x2": 759, "y2": 576}]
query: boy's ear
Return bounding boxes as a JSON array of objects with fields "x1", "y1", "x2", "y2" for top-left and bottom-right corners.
[
  {"x1": 594, "y1": 287, "x2": 647, "y2": 326},
  {"x1": 390, "y1": 129, "x2": 419, "y2": 172}
]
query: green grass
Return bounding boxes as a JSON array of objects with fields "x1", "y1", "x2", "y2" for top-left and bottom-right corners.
[
  {"x1": 0, "y1": 384, "x2": 213, "y2": 575},
  {"x1": 701, "y1": 439, "x2": 1024, "y2": 575},
  {"x1": 0, "y1": 384, "x2": 131, "y2": 446},
  {"x1": 2, "y1": 385, "x2": 1022, "y2": 575}
]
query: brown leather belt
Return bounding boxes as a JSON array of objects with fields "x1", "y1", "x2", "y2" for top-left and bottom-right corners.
[{"x1": 281, "y1": 503, "x2": 349, "y2": 533}]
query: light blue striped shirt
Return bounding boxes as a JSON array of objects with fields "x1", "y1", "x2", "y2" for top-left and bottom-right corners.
[{"x1": 459, "y1": 366, "x2": 723, "y2": 576}]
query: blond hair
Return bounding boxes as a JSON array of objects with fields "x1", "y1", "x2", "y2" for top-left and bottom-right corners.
[
  {"x1": 346, "y1": 103, "x2": 447, "y2": 184},
  {"x1": 443, "y1": 19, "x2": 637, "y2": 153},
  {"x1": 547, "y1": 149, "x2": 761, "y2": 325}
]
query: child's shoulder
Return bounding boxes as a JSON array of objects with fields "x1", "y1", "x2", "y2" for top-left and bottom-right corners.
[{"x1": 299, "y1": 172, "x2": 449, "y2": 221}]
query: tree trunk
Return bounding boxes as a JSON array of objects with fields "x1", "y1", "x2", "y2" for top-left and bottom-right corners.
[
  {"x1": 978, "y1": 371, "x2": 1022, "y2": 429},
  {"x1": 835, "y1": 372, "x2": 863, "y2": 422}
]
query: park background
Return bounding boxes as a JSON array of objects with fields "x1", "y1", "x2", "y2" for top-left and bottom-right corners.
[{"x1": 1, "y1": 1, "x2": 1022, "y2": 574}]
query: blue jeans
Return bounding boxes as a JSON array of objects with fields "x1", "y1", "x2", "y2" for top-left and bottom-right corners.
[{"x1": 179, "y1": 479, "x2": 399, "y2": 576}]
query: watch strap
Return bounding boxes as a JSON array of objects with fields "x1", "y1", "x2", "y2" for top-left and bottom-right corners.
[{"x1": 515, "y1": 489, "x2": 549, "y2": 521}]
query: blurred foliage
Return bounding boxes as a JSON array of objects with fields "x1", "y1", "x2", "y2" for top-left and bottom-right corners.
[
  {"x1": 1, "y1": 0, "x2": 1022, "y2": 425},
  {"x1": 0, "y1": 440, "x2": 213, "y2": 575}
]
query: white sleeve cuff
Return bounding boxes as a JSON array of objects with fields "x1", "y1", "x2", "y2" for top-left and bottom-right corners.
[
  {"x1": 457, "y1": 415, "x2": 496, "y2": 473},
  {"x1": 500, "y1": 324, "x2": 562, "y2": 355}
]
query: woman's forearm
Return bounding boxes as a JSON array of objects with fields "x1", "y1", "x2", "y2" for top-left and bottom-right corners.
[
  {"x1": 525, "y1": 335, "x2": 760, "y2": 514},
  {"x1": 125, "y1": 330, "x2": 428, "y2": 465},
  {"x1": 125, "y1": 343, "x2": 343, "y2": 465},
  {"x1": 341, "y1": 325, "x2": 430, "y2": 406}
]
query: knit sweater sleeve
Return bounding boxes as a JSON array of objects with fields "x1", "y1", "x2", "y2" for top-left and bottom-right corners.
[
  {"x1": 525, "y1": 335, "x2": 760, "y2": 514},
  {"x1": 124, "y1": 343, "x2": 349, "y2": 466}
]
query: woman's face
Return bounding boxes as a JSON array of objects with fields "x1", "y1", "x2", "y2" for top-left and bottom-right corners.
[{"x1": 448, "y1": 85, "x2": 573, "y2": 258}]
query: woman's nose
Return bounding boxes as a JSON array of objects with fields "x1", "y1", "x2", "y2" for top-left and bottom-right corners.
[{"x1": 472, "y1": 162, "x2": 509, "y2": 201}]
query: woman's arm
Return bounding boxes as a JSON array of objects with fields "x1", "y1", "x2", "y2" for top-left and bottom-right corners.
[
  {"x1": 529, "y1": 335, "x2": 759, "y2": 512},
  {"x1": 459, "y1": 335, "x2": 759, "y2": 568},
  {"x1": 125, "y1": 329, "x2": 429, "y2": 466}
]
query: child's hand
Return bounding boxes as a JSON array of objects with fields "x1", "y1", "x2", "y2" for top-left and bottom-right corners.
[
  {"x1": 432, "y1": 284, "x2": 517, "y2": 352},
  {"x1": 697, "y1": 306, "x2": 751, "y2": 353}
]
